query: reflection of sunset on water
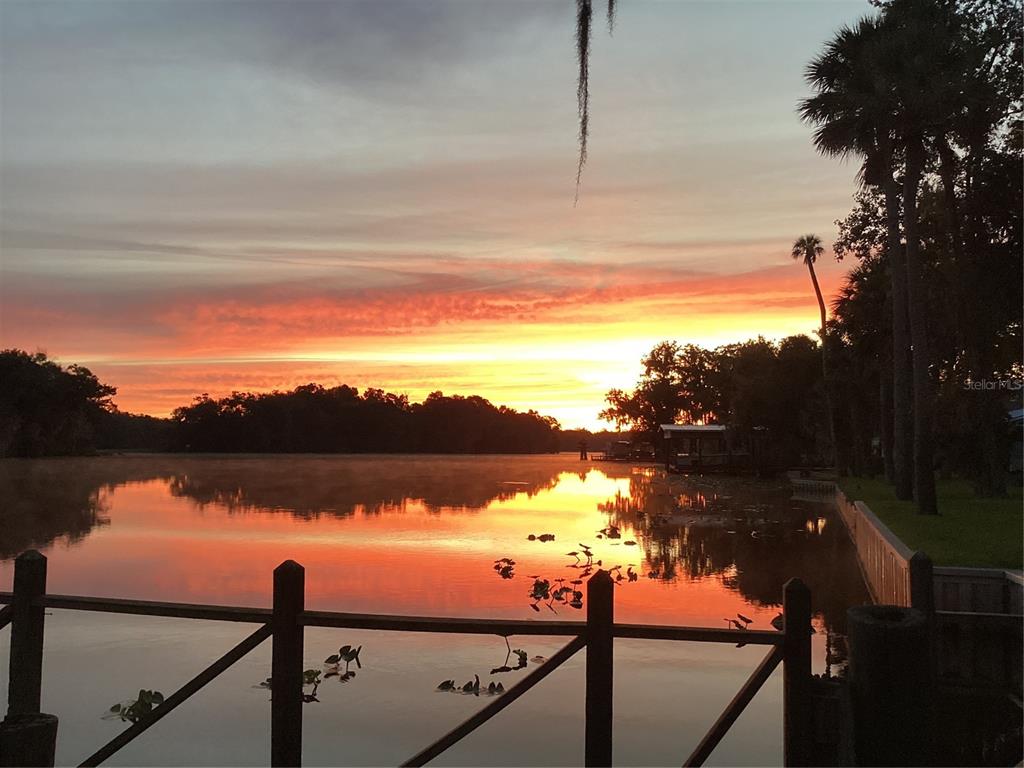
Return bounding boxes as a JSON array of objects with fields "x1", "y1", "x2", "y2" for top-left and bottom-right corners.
[
  {"x1": 0, "y1": 455, "x2": 870, "y2": 765},
  {"x1": 0, "y1": 456, "x2": 866, "y2": 669}
]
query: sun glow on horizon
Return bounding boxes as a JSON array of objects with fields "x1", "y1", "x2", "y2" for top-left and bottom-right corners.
[
  {"x1": 63, "y1": 298, "x2": 829, "y2": 431},
  {"x1": 0, "y1": 0, "x2": 861, "y2": 431}
]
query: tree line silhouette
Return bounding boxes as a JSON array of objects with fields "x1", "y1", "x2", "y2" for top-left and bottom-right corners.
[
  {"x1": 604, "y1": 0, "x2": 1022, "y2": 504},
  {"x1": 800, "y1": 0, "x2": 1022, "y2": 507},
  {"x1": 0, "y1": 350, "x2": 562, "y2": 456},
  {"x1": 601, "y1": 335, "x2": 831, "y2": 468}
]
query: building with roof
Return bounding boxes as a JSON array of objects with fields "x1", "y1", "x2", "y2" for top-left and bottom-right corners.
[{"x1": 659, "y1": 423, "x2": 764, "y2": 473}]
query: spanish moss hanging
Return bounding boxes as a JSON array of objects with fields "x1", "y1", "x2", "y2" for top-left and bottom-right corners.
[{"x1": 574, "y1": 0, "x2": 617, "y2": 205}]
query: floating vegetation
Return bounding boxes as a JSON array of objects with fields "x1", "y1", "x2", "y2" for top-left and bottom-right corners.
[
  {"x1": 301, "y1": 669, "x2": 322, "y2": 702},
  {"x1": 323, "y1": 644, "x2": 361, "y2": 683},
  {"x1": 437, "y1": 635, "x2": 534, "y2": 696},
  {"x1": 493, "y1": 557, "x2": 515, "y2": 579},
  {"x1": 435, "y1": 674, "x2": 504, "y2": 697},
  {"x1": 253, "y1": 642, "x2": 364, "y2": 704},
  {"x1": 491, "y1": 642, "x2": 528, "y2": 674},
  {"x1": 527, "y1": 533, "x2": 556, "y2": 542},
  {"x1": 104, "y1": 690, "x2": 164, "y2": 723}
]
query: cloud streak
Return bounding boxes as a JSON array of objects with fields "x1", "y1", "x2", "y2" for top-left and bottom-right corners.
[{"x1": 1, "y1": 0, "x2": 864, "y2": 427}]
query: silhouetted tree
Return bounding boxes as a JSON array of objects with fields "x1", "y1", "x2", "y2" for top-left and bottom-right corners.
[
  {"x1": 792, "y1": 234, "x2": 841, "y2": 472},
  {"x1": 0, "y1": 350, "x2": 116, "y2": 457},
  {"x1": 171, "y1": 386, "x2": 560, "y2": 454},
  {"x1": 602, "y1": 336, "x2": 829, "y2": 467}
]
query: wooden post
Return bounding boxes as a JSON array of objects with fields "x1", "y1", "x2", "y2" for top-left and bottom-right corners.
[
  {"x1": 846, "y1": 605, "x2": 933, "y2": 766},
  {"x1": 271, "y1": 560, "x2": 304, "y2": 768},
  {"x1": 0, "y1": 714, "x2": 58, "y2": 767},
  {"x1": 782, "y1": 578, "x2": 812, "y2": 767},
  {"x1": 908, "y1": 551, "x2": 934, "y2": 617},
  {"x1": 7, "y1": 550, "x2": 47, "y2": 717},
  {"x1": 585, "y1": 570, "x2": 614, "y2": 768},
  {"x1": 3, "y1": 551, "x2": 57, "y2": 768}
]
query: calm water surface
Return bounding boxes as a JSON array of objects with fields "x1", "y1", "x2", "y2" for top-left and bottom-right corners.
[{"x1": 0, "y1": 454, "x2": 868, "y2": 766}]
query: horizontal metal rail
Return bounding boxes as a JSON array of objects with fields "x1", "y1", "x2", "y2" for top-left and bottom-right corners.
[
  {"x1": 400, "y1": 634, "x2": 587, "y2": 767},
  {"x1": 0, "y1": 591, "x2": 777, "y2": 644},
  {"x1": 3, "y1": 552, "x2": 812, "y2": 768},
  {"x1": 683, "y1": 646, "x2": 784, "y2": 767},
  {"x1": 301, "y1": 610, "x2": 583, "y2": 636},
  {"x1": 80, "y1": 623, "x2": 272, "y2": 768},
  {"x1": 935, "y1": 609, "x2": 1024, "y2": 625},
  {"x1": 616, "y1": 623, "x2": 781, "y2": 645},
  {"x1": 43, "y1": 594, "x2": 272, "y2": 623}
]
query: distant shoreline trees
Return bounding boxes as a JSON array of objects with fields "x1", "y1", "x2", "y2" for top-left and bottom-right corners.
[
  {"x1": 170, "y1": 386, "x2": 561, "y2": 454},
  {"x1": 0, "y1": 350, "x2": 563, "y2": 456}
]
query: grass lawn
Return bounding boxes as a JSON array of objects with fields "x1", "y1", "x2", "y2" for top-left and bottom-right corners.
[{"x1": 838, "y1": 477, "x2": 1023, "y2": 569}]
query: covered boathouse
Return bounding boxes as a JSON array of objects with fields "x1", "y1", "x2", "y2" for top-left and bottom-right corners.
[{"x1": 659, "y1": 423, "x2": 759, "y2": 472}]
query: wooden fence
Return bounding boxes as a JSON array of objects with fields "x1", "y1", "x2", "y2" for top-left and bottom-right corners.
[
  {"x1": 1, "y1": 550, "x2": 816, "y2": 768},
  {"x1": 933, "y1": 567, "x2": 1024, "y2": 614},
  {"x1": 830, "y1": 487, "x2": 1023, "y2": 695},
  {"x1": 832, "y1": 490, "x2": 914, "y2": 607}
]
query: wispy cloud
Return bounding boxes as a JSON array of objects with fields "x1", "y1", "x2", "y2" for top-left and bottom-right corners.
[{"x1": 0, "y1": 0, "x2": 863, "y2": 426}]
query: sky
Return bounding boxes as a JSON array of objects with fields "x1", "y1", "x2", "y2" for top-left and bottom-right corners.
[{"x1": 0, "y1": 0, "x2": 871, "y2": 430}]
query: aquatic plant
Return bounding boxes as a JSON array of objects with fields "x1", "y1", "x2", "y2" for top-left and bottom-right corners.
[
  {"x1": 493, "y1": 558, "x2": 516, "y2": 579},
  {"x1": 104, "y1": 690, "x2": 164, "y2": 723},
  {"x1": 252, "y1": 642, "x2": 364, "y2": 704}
]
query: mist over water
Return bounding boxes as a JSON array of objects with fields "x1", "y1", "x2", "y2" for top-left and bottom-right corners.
[{"x1": 0, "y1": 454, "x2": 867, "y2": 766}]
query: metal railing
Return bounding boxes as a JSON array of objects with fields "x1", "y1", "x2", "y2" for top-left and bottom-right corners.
[{"x1": 1, "y1": 550, "x2": 814, "y2": 767}]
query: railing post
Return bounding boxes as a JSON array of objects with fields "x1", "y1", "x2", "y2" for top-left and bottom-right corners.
[
  {"x1": 2, "y1": 550, "x2": 58, "y2": 768},
  {"x1": 7, "y1": 550, "x2": 47, "y2": 716},
  {"x1": 585, "y1": 570, "x2": 614, "y2": 768},
  {"x1": 271, "y1": 560, "x2": 304, "y2": 768},
  {"x1": 908, "y1": 551, "x2": 934, "y2": 616},
  {"x1": 782, "y1": 578, "x2": 812, "y2": 767}
]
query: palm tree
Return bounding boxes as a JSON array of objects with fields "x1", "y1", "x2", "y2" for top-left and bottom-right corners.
[
  {"x1": 877, "y1": 0, "x2": 971, "y2": 515},
  {"x1": 792, "y1": 234, "x2": 839, "y2": 470},
  {"x1": 792, "y1": 235, "x2": 828, "y2": 330},
  {"x1": 799, "y1": 15, "x2": 915, "y2": 500}
]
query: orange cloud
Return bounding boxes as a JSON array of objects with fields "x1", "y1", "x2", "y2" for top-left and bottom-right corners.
[{"x1": 1, "y1": 255, "x2": 841, "y2": 429}]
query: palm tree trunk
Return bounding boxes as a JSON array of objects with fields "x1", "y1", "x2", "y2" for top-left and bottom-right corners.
[
  {"x1": 807, "y1": 261, "x2": 842, "y2": 473},
  {"x1": 903, "y1": 136, "x2": 938, "y2": 515},
  {"x1": 808, "y1": 262, "x2": 827, "y2": 331},
  {"x1": 937, "y1": 137, "x2": 1004, "y2": 497},
  {"x1": 885, "y1": 176, "x2": 914, "y2": 499},
  {"x1": 879, "y1": 356, "x2": 894, "y2": 482}
]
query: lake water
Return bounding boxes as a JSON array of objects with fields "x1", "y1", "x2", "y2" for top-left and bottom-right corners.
[{"x1": 0, "y1": 454, "x2": 868, "y2": 766}]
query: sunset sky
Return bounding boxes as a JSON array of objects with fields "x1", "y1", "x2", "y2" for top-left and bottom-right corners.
[{"x1": 1, "y1": 0, "x2": 868, "y2": 429}]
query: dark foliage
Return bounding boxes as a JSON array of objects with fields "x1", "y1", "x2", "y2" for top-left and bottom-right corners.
[
  {"x1": 601, "y1": 336, "x2": 830, "y2": 467},
  {"x1": 170, "y1": 386, "x2": 560, "y2": 454},
  {"x1": 0, "y1": 350, "x2": 116, "y2": 457},
  {"x1": 94, "y1": 411, "x2": 175, "y2": 452},
  {"x1": 802, "y1": 0, "x2": 1023, "y2": 504}
]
